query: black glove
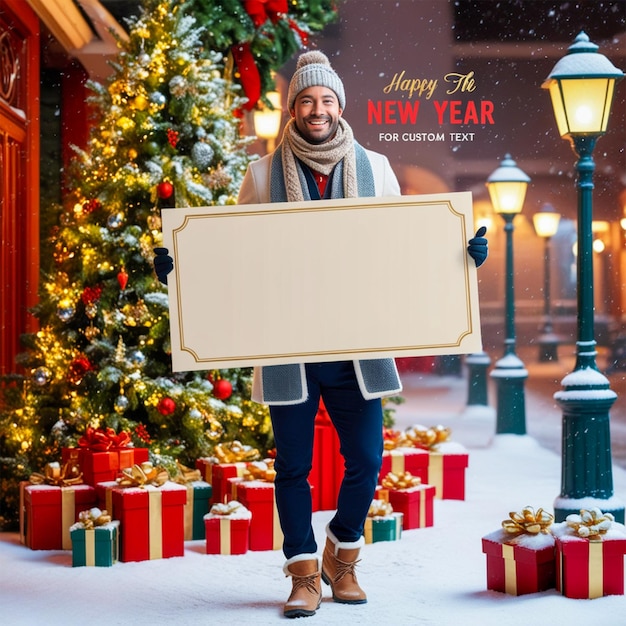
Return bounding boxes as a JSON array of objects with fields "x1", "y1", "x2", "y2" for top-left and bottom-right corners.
[
  {"x1": 153, "y1": 247, "x2": 174, "y2": 284},
  {"x1": 467, "y1": 226, "x2": 488, "y2": 268}
]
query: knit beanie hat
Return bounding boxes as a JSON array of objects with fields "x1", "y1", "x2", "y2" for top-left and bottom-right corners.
[{"x1": 287, "y1": 51, "x2": 346, "y2": 110}]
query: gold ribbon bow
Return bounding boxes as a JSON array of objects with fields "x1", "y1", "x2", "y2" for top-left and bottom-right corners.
[
  {"x1": 502, "y1": 506, "x2": 554, "y2": 535},
  {"x1": 381, "y1": 471, "x2": 422, "y2": 490},
  {"x1": 209, "y1": 500, "x2": 248, "y2": 517},
  {"x1": 403, "y1": 424, "x2": 451, "y2": 450},
  {"x1": 242, "y1": 460, "x2": 276, "y2": 482},
  {"x1": 116, "y1": 462, "x2": 169, "y2": 488},
  {"x1": 565, "y1": 508, "x2": 615, "y2": 540},
  {"x1": 213, "y1": 440, "x2": 261, "y2": 463},
  {"x1": 29, "y1": 461, "x2": 84, "y2": 487},
  {"x1": 77, "y1": 507, "x2": 112, "y2": 530},
  {"x1": 368, "y1": 498, "x2": 394, "y2": 518},
  {"x1": 172, "y1": 461, "x2": 202, "y2": 484},
  {"x1": 383, "y1": 428, "x2": 406, "y2": 450}
]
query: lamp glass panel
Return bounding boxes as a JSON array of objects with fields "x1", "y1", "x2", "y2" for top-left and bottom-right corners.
[
  {"x1": 550, "y1": 78, "x2": 616, "y2": 135},
  {"x1": 254, "y1": 110, "x2": 282, "y2": 139},
  {"x1": 254, "y1": 91, "x2": 282, "y2": 139},
  {"x1": 487, "y1": 181, "x2": 527, "y2": 214},
  {"x1": 533, "y1": 212, "x2": 560, "y2": 238}
]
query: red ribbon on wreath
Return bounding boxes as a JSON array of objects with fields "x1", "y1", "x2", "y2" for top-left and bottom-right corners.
[
  {"x1": 287, "y1": 18, "x2": 309, "y2": 46},
  {"x1": 231, "y1": 42, "x2": 262, "y2": 111}
]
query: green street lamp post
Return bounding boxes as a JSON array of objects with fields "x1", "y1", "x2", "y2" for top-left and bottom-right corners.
[
  {"x1": 542, "y1": 32, "x2": 624, "y2": 522},
  {"x1": 486, "y1": 154, "x2": 530, "y2": 435},
  {"x1": 465, "y1": 351, "x2": 491, "y2": 407},
  {"x1": 532, "y1": 204, "x2": 561, "y2": 362}
]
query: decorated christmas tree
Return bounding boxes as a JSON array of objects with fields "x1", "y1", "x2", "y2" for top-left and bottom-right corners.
[
  {"x1": 0, "y1": 0, "x2": 333, "y2": 529},
  {"x1": 0, "y1": 0, "x2": 349, "y2": 530}
]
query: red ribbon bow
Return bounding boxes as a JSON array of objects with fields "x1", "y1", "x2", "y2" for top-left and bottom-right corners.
[
  {"x1": 78, "y1": 426, "x2": 131, "y2": 451},
  {"x1": 243, "y1": 0, "x2": 287, "y2": 27}
]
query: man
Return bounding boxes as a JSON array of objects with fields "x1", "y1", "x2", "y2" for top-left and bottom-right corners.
[{"x1": 155, "y1": 50, "x2": 488, "y2": 619}]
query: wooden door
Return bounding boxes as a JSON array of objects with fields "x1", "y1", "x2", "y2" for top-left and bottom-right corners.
[{"x1": 0, "y1": 1, "x2": 40, "y2": 376}]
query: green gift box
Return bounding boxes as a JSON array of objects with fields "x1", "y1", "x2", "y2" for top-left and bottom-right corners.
[
  {"x1": 70, "y1": 520, "x2": 120, "y2": 567},
  {"x1": 364, "y1": 512, "x2": 403, "y2": 543},
  {"x1": 184, "y1": 481, "x2": 213, "y2": 540}
]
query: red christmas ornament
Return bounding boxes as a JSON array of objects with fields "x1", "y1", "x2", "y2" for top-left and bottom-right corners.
[
  {"x1": 134, "y1": 423, "x2": 152, "y2": 445},
  {"x1": 117, "y1": 268, "x2": 129, "y2": 290},
  {"x1": 157, "y1": 181, "x2": 174, "y2": 199},
  {"x1": 157, "y1": 397, "x2": 176, "y2": 416},
  {"x1": 81, "y1": 284, "x2": 103, "y2": 305},
  {"x1": 68, "y1": 355, "x2": 94, "y2": 384},
  {"x1": 213, "y1": 378, "x2": 233, "y2": 400},
  {"x1": 82, "y1": 198, "x2": 101, "y2": 214},
  {"x1": 166, "y1": 129, "x2": 179, "y2": 148}
]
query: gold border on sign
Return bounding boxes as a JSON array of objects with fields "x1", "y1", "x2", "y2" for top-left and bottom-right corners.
[{"x1": 171, "y1": 197, "x2": 474, "y2": 364}]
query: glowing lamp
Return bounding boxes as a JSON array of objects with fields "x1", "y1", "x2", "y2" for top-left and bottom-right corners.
[
  {"x1": 542, "y1": 32, "x2": 624, "y2": 138},
  {"x1": 486, "y1": 154, "x2": 530, "y2": 215},
  {"x1": 533, "y1": 204, "x2": 561, "y2": 239}
]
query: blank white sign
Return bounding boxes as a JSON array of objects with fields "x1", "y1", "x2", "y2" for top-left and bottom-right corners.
[{"x1": 161, "y1": 192, "x2": 482, "y2": 371}]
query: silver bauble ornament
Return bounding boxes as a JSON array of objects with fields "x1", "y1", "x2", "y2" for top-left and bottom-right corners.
[
  {"x1": 107, "y1": 213, "x2": 124, "y2": 230},
  {"x1": 114, "y1": 395, "x2": 130, "y2": 414},
  {"x1": 57, "y1": 302, "x2": 75, "y2": 322},
  {"x1": 33, "y1": 367, "x2": 51, "y2": 386},
  {"x1": 128, "y1": 350, "x2": 146, "y2": 368},
  {"x1": 191, "y1": 142, "x2": 214, "y2": 170}
]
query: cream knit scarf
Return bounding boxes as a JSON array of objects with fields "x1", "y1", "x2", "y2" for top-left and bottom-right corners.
[{"x1": 280, "y1": 117, "x2": 357, "y2": 201}]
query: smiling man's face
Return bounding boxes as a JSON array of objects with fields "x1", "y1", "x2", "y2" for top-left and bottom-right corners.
[{"x1": 290, "y1": 86, "x2": 343, "y2": 145}]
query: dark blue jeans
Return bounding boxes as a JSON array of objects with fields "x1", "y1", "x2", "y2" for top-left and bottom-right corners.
[{"x1": 270, "y1": 361, "x2": 384, "y2": 559}]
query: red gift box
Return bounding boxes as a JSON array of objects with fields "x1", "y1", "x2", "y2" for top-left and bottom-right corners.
[
  {"x1": 378, "y1": 447, "x2": 429, "y2": 484},
  {"x1": 204, "y1": 462, "x2": 248, "y2": 506},
  {"x1": 22, "y1": 483, "x2": 97, "y2": 550},
  {"x1": 308, "y1": 402, "x2": 344, "y2": 512},
  {"x1": 229, "y1": 479, "x2": 283, "y2": 551},
  {"x1": 386, "y1": 484, "x2": 435, "y2": 530},
  {"x1": 427, "y1": 442, "x2": 469, "y2": 500},
  {"x1": 482, "y1": 530, "x2": 556, "y2": 595},
  {"x1": 553, "y1": 525, "x2": 626, "y2": 598},
  {"x1": 195, "y1": 457, "x2": 215, "y2": 486},
  {"x1": 62, "y1": 446, "x2": 149, "y2": 486},
  {"x1": 205, "y1": 508, "x2": 252, "y2": 555},
  {"x1": 107, "y1": 481, "x2": 187, "y2": 562}
]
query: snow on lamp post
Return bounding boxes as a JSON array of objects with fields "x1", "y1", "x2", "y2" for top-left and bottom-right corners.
[
  {"x1": 542, "y1": 31, "x2": 624, "y2": 523},
  {"x1": 486, "y1": 154, "x2": 530, "y2": 435},
  {"x1": 532, "y1": 204, "x2": 561, "y2": 362}
]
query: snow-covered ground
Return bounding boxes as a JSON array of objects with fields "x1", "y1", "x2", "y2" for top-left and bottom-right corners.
[{"x1": 2, "y1": 434, "x2": 625, "y2": 625}]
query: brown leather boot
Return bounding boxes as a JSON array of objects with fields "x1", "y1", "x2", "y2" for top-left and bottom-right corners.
[
  {"x1": 283, "y1": 555, "x2": 322, "y2": 618},
  {"x1": 321, "y1": 533, "x2": 367, "y2": 604}
]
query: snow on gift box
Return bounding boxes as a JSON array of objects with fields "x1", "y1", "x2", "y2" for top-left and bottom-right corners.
[
  {"x1": 552, "y1": 508, "x2": 626, "y2": 599},
  {"x1": 70, "y1": 507, "x2": 120, "y2": 567},
  {"x1": 482, "y1": 506, "x2": 556, "y2": 595},
  {"x1": 204, "y1": 500, "x2": 252, "y2": 555}
]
